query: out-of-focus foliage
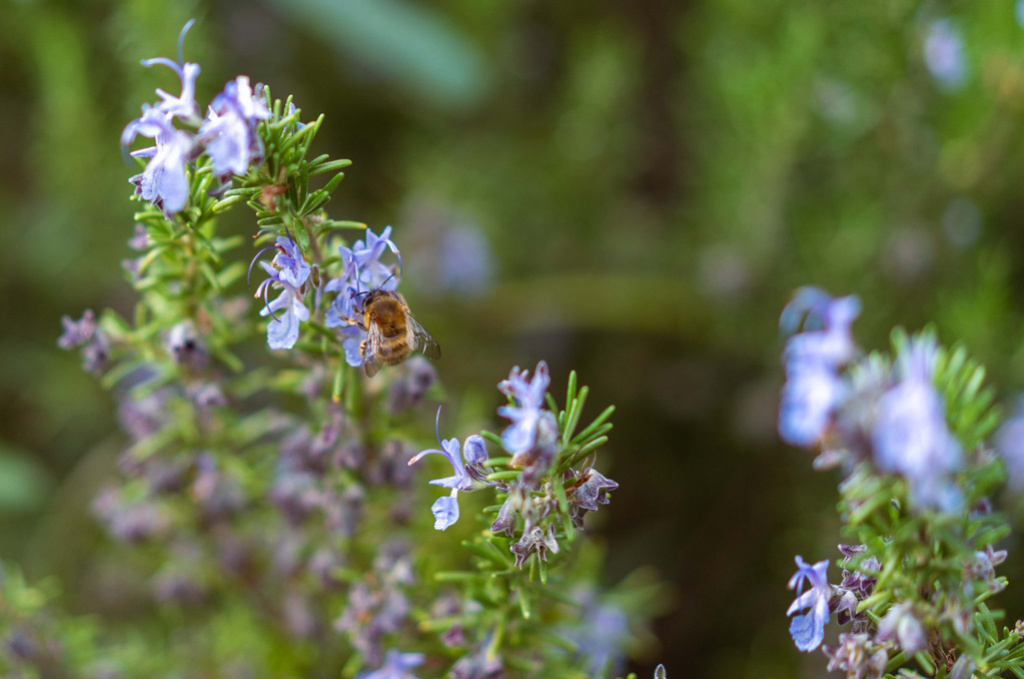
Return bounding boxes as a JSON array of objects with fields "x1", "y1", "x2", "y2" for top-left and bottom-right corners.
[{"x1": 5, "y1": 0, "x2": 1024, "y2": 677}]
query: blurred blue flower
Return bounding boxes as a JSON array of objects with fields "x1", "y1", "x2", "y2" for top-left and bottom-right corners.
[
  {"x1": 872, "y1": 337, "x2": 962, "y2": 512},
  {"x1": 995, "y1": 399, "x2": 1024, "y2": 492},
  {"x1": 562, "y1": 589, "x2": 631, "y2": 678},
  {"x1": 924, "y1": 19, "x2": 967, "y2": 91},
  {"x1": 498, "y1": 361, "x2": 551, "y2": 454},
  {"x1": 875, "y1": 602, "x2": 927, "y2": 654},
  {"x1": 778, "y1": 290, "x2": 859, "y2": 447},
  {"x1": 357, "y1": 649, "x2": 424, "y2": 679},
  {"x1": 254, "y1": 236, "x2": 311, "y2": 350},
  {"x1": 433, "y1": 224, "x2": 494, "y2": 297},
  {"x1": 198, "y1": 76, "x2": 271, "y2": 179},
  {"x1": 58, "y1": 309, "x2": 96, "y2": 349},
  {"x1": 779, "y1": 363, "x2": 846, "y2": 447},
  {"x1": 787, "y1": 556, "x2": 831, "y2": 652},
  {"x1": 122, "y1": 107, "x2": 194, "y2": 214}
]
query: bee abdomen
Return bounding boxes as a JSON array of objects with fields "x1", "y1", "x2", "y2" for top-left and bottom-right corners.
[{"x1": 372, "y1": 340, "x2": 408, "y2": 365}]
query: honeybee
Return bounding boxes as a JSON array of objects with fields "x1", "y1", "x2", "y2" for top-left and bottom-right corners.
[{"x1": 346, "y1": 289, "x2": 441, "y2": 377}]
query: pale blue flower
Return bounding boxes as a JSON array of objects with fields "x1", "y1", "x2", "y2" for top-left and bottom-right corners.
[
  {"x1": 126, "y1": 20, "x2": 201, "y2": 124},
  {"x1": 873, "y1": 337, "x2": 962, "y2": 512},
  {"x1": 325, "y1": 227, "x2": 403, "y2": 341},
  {"x1": 787, "y1": 556, "x2": 831, "y2": 652},
  {"x1": 416, "y1": 435, "x2": 470, "y2": 490},
  {"x1": 338, "y1": 325, "x2": 367, "y2": 367},
  {"x1": 498, "y1": 361, "x2": 550, "y2": 454},
  {"x1": 357, "y1": 649, "x2": 424, "y2": 679},
  {"x1": 260, "y1": 284, "x2": 308, "y2": 350},
  {"x1": 561, "y1": 589, "x2": 631, "y2": 678},
  {"x1": 408, "y1": 411, "x2": 489, "y2": 530},
  {"x1": 430, "y1": 494, "x2": 459, "y2": 531},
  {"x1": 254, "y1": 237, "x2": 311, "y2": 350},
  {"x1": 119, "y1": 21, "x2": 203, "y2": 213},
  {"x1": 779, "y1": 363, "x2": 846, "y2": 447},
  {"x1": 778, "y1": 290, "x2": 859, "y2": 448},
  {"x1": 995, "y1": 399, "x2": 1024, "y2": 491},
  {"x1": 270, "y1": 236, "x2": 310, "y2": 288},
  {"x1": 142, "y1": 58, "x2": 201, "y2": 122},
  {"x1": 122, "y1": 107, "x2": 194, "y2": 214},
  {"x1": 783, "y1": 294, "x2": 860, "y2": 367},
  {"x1": 198, "y1": 76, "x2": 271, "y2": 179},
  {"x1": 346, "y1": 225, "x2": 402, "y2": 289}
]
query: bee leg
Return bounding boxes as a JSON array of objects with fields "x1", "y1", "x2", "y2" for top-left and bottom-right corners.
[
  {"x1": 359, "y1": 338, "x2": 368, "y2": 357},
  {"x1": 337, "y1": 314, "x2": 366, "y2": 331}
]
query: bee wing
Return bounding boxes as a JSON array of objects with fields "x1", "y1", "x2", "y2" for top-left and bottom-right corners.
[
  {"x1": 362, "y1": 323, "x2": 385, "y2": 378},
  {"x1": 408, "y1": 315, "x2": 441, "y2": 361}
]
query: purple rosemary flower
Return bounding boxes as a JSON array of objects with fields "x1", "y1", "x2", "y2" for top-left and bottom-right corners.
[
  {"x1": 325, "y1": 227, "x2": 402, "y2": 328},
  {"x1": 872, "y1": 337, "x2": 962, "y2": 512},
  {"x1": 951, "y1": 655, "x2": 975, "y2": 679},
  {"x1": 786, "y1": 556, "x2": 831, "y2": 652},
  {"x1": 346, "y1": 225, "x2": 402, "y2": 288},
  {"x1": 121, "y1": 106, "x2": 194, "y2": 214},
  {"x1": 165, "y1": 321, "x2": 208, "y2": 372},
  {"x1": 138, "y1": 20, "x2": 201, "y2": 123},
  {"x1": 510, "y1": 523, "x2": 560, "y2": 568},
  {"x1": 334, "y1": 550, "x2": 411, "y2": 665},
  {"x1": 569, "y1": 467, "x2": 619, "y2": 529},
  {"x1": 198, "y1": 76, "x2": 271, "y2": 179},
  {"x1": 128, "y1": 223, "x2": 149, "y2": 251},
  {"x1": 253, "y1": 236, "x2": 311, "y2": 350},
  {"x1": 408, "y1": 410, "x2": 490, "y2": 530},
  {"x1": 875, "y1": 602, "x2": 927, "y2": 654},
  {"x1": 92, "y1": 487, "x2": 170, "y2": 544},
  {"x1": 141, "y1": 59, "x2": 200, "y2": 123},
  {"x1": 498, "y1": 361, "x2": 550, "y2": 454},
  {"x1": 490, "y1": 488, "x2": 523, "y2": 536},
  {"x1": 823, "y1": 634, "x2": 887, "y2": 679},
  {"x1": 58, "y1": 309, "x2": 96, "y2": 349},
  {"x1": 778, "y1": 290, "x2": 859, "y2": 448},
  {"x1": 562, "y1": 588, "x2": 631, "y2": 678},
  {"x1": 58, "y1": 309, "x2": 109, "y2": 373},
  {"x1": 783, "y1": 291, "x2": 860, "y2": 366},
  {"x1": 449, "y1": 645, "x2": 504, "y2": 679},
  {"x1": 192, "y1": 454, "x2": 245, "y2": 521},
  {"x1": 357, "y1": 649, "x2": 424, "y2": 679},
  {"x1": 964, "y1": 546, "x2": 1008, "y2": 593}
]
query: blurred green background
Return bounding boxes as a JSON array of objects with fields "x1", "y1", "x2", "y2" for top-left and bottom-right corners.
[{"x1": 5, "y1": 0, "x2": 1024, "y2": 676}]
